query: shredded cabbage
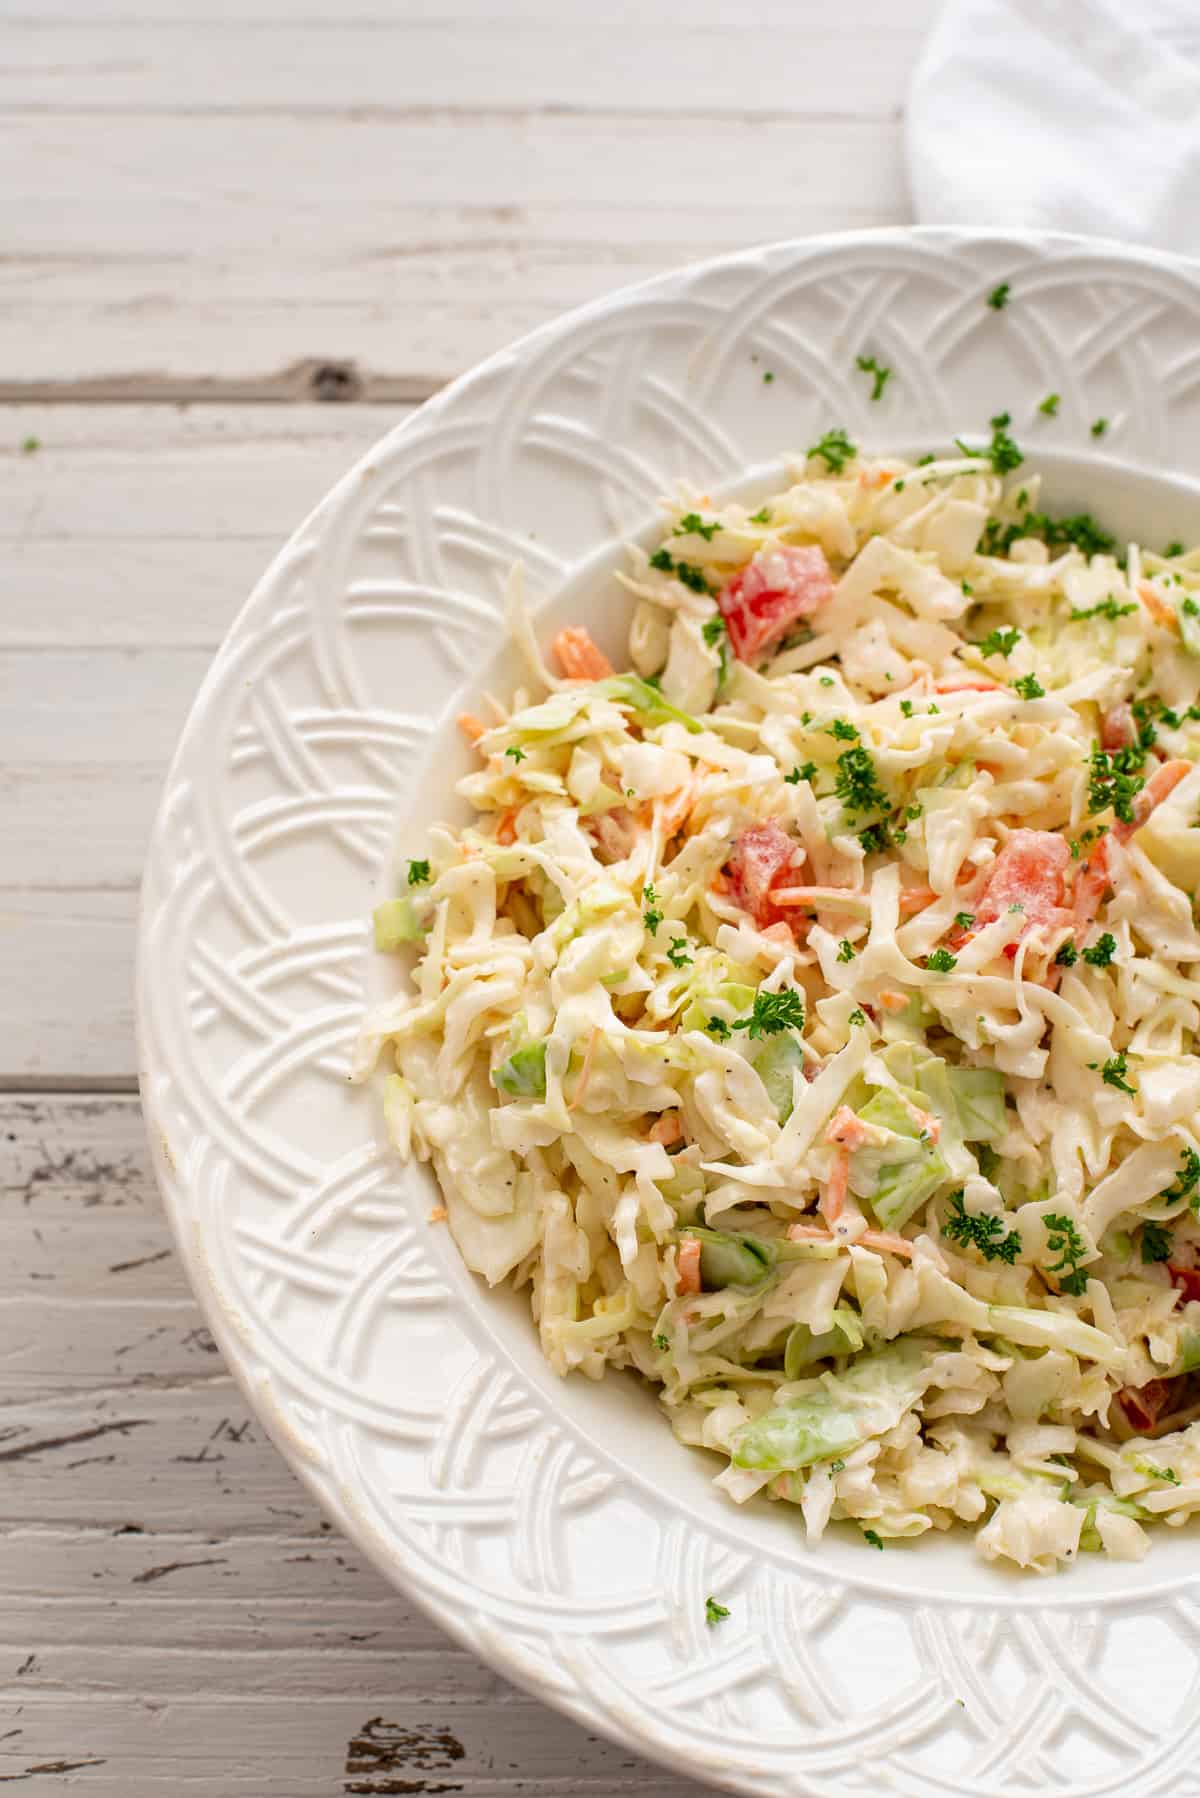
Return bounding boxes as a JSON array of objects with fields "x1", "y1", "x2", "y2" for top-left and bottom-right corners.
[{"x1": 363, "y1": 446, "x2": 1200, "y2": 1572}]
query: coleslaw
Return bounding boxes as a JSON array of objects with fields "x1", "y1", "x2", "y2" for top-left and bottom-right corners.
[{"x1": 360, "y1": 429, "x2": 1200, "y2": 1572}]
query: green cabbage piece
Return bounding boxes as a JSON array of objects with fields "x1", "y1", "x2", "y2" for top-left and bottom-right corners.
[
  {"x1": 597, "y1": 673, "x2": 703, "y2": 733},
  {"x1": 732, "y1": 1339, "x2": 935, "y2": 1472},
  {"x1": 852, "y1": 1088, "x2": 949, "y2": 1230},
  {"x1": 681, "y1": 1226, "x2": 777, "y2": 1289},
  {"x1": 945, "y1": 1067, "x2": 1006, "y2": 1142},
  {"x1": 681, "y1": 981, "x2": 757, "y2": 1033},
  {"x1": 492, "y1": 1041, "x2": 548, "y2": 1099},
  {"x1": 755, "y1": 1033, "x2": 806, "y2": 1123},
  {"x1": 372, "y1": 897, "x2": 425, "y2": 950},
  {"x1": 783, "y1": 1307, "x2": 865, "y2": 1380}
]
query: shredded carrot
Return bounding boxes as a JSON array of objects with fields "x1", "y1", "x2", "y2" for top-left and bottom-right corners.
[
  {"x1": 787, "y1": 1222, "x2": 836, "y2": 1242},
  {"x1": 825, "y1": 1105, "x2": 872, "y2": 1150},
  {"x1": 676, "y1": 1236, "x2": 702, "y2": 1296},
  {"x1": 552, "y1": 626, "x2": 613, "y2": 681},
  {"x1": 1138, "y1": 582, "x2": 1178, "y2": 631},
  {"x1": 860, "y1": 1229, "x2": 916, "y2": 1259},
  {"x1": 820, "y1": 1146, "x2": 850, "y2": 1224},
  {"x1": 878, "y1": 989, "x2": 909, "y2": 1013},
  {"x1": 568, "y1": 1025, "x2": 601, "y2": 1113},
  {"x1": 933, "y1": 677, "x2": 1000, "y2": 694},
  {"x1": 784, "y1": 1218, "x2": 914, "y2": 1260},
  {"x1": 858, "y1": 467, "x2": 894, "y2": 490},
  {"x1": 428, "y1": 1205, "x2": 448, "y2": 1224},
  {"x1": 457, "y1": 712, "x2": 486, "y2": 745},
  {"x1": 648, "y1": 1109, "x2": 683, "y2": 1147},
  {"x1": 495, "y1": 807, "x2": 518, "y2": 846}
]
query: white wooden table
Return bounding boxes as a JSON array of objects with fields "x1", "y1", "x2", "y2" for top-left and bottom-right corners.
[{"x1": 1, "y1": 4, "x2": 936, "y2": 1788}]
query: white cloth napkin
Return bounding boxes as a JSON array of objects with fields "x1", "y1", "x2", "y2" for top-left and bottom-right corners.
[{"x1": 907, "y1": 0, "x2": 1200, "y2": 253}]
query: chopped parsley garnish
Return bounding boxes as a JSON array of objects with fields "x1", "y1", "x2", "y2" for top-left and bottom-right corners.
[
  {"x1": 1088, "y1": 745, "x2": 1145, "y2": 823},
  {"x1": 836, "y1": 939, "x2": 856, "y2": 964},
  {"x1": 666, "y1": 937, "x2": 693, "y2": 969},
  {"x1": 705, "y1": 1016, "x2": 731, "y2": 1040},
  {"x1": 834, "y1": 744, "x2": 888, "y2": 819},
  {"x1": 987, "y1": 282, "x2": 1011, "y2": 310},
  {"x1": 957, "y1": 411, "x2": 1023, "y2": 476},
  {"x1": 1098, "y1": 1051, "x2": 1136, "y2": 1095},
  {"x1": 1043, "y1": 1213, "x2": 1090, "y2": 1295},
  {"x1": 648, "y1": 547, "x2": 712, "y2": 594},
  {"x1": 21, "y1": 435, "x2": 40, "y2": 454},
  {"x1": 1165, "y1": 540, "x2": 1185, "y2": 559},
  {"x1": 925, "y1": 949, "x2": 957, "y2": 972},
  {"x1": 407, "y1": 859, "x2": 431, "y2": 886},
  {"x1": 1091, "y1": 417, "x2": 1109, "y2": 438},
  {"x1": 899, "y1": 699, "x2": 915, "y2": 718},
  {"x1": 1054, "y1": 939, "x2": 1078, "y2": 966},
  {"x1": 982, "y1": 509, "x2": 1117, "y2": 560},
  {"x1": 807, "y1": 427, "x2": 857, "y2": 474},
  {"x1": 1141, "y1": 1221, "x2": 1173, "y2": 1265},
  {"x1": 705, "y1": 1596, "x2": 731, "y2": 1625},
  {"x1": 1070, "y1": 595, "x2": 1136, "y2": 622},
  {"x1": 906, "y1": 803, "x2": 923, "y2": 820},
  {"x1": 830, "y1": 1458, "x2": 846, "y2": 1473},
  {"x1": 977, "y1": 627, "x2": 1021, "y2": 658},
  {"x1": 702, "y1": 615, "x2": 726, "y2": 645},
  {"x1": 848, "y1": 1008, "x2": 866, "y2": 1027},
  {"x1": 819, "y1": 676, "x2": 835, "y2": 688},
  {"x1": 1013, "y1": 672, "x2": 1045, "y2": 700},
  {"x1": 825, "y1": 718, "x2": 859, "y2": 741},
  {"x1": 652, "y1": 1332, "x2": 670, "y2": 1351},
  {"x1": 505, "y1": 744, "x2": 527, "y2": 762},
  {"x1": 784, "y1": 761, "x2": 817, "y2": 785},
  {"x1": 1082, "y1": 932, "x2": 1117, "y2": 968},
  {"x1": 954, "y1": 911, "x2": 976, "y2": 930},
  {"x1": 855, "y1": 354, "x2": 893, "y2": 401},
  {"x1": 642, "y1": 884, "x2": 663, "y2": 934},
  {"x1": 944, "y1": 1190, "x2": 1022, "y2": 1264},
  {"x1": 1163, "y1": 1146, "x2": 1200, "y2": 1206},
  {"x1": 1138, "y1": 1462, "x2": 1181, "y2": 1486},
  {"x1": 675, "y1": 512, "x2": 720, "y2": 541},
  {"x1": 1039, "y1": 393, "x2": 1060, "y2": 417},
  {"x1": 862, "y1": 1529, "x2": 885, "y2": 1551},
  {"x1": 675, "y1": 561, "x2": 712, "y2": 594},
  {"x1": 749, "y1": 506, "x2": 772, "y2": 525},
  {"x1": 732, "y1": 989, "x2": 806, "y2": 1040},
  {"x1": 763, "y1": 371, "x2": 775, "y2": 384},
  {"x1": 858, "y1": 822, "x2": 892, "y2": 855}
]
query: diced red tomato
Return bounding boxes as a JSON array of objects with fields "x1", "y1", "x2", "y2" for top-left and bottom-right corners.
[
  {"x1": 967, "y1": 829, "x2": 1072, "y2": 956},
  {"x1": 1118, "y1": 1377, "x2": 1174, "y2": 1434},
  {"x1": 725, "y1": 822, "x2": 802, "y2": 927},
  {"x1": 1101, "y1": 703, "x2": 1136, "y2": 751},
  {"x1": 717, "y1": 545, "x2": 834, "y2": 662},
  {"x1": 1170, "y1": 1264, "x2": 1200, "y2": 1305}
]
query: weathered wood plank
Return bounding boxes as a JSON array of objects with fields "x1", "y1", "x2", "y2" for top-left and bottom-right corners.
[
  {"x1": 2, "y1": 110, "x2": 914, "y2": 385},
  {"x1": 0, "y1": 1697, "x2": 709, "y2": 1797},
  {"x1": 0, "y1": 406, "x2": 412, "y2": 1078},
  {"x1": 5, "y1": 8, "x2": 932, "y2": 116},
  {"x1": 0, "y1": 1093, "x2": 710, "y2": 1793}
]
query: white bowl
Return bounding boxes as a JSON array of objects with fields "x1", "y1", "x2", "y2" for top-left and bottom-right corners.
[{"x1": 138, "y1": 229, "x2": 1200, "y2": 1796}]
